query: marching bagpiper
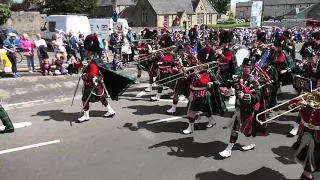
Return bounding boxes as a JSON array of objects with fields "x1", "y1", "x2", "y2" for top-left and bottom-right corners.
[
  {"x1": 75, "y1": 34, "x2": 135, "y2": 122},
  {"x1": 288, "y1": 91, "x2": 320, "y2": 180},
  {"x1": 0, "y1": 105, "x2": 14, "y2": 133},
  {"x1": 219, "y1": 57, "x2": 268, "y2": 158}
]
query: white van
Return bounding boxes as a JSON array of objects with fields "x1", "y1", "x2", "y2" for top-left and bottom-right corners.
[
  {"x1": 89, "y1": 18, "x2": 129, "y2": 40},
  {"x1": 41, "y1": 15, "x2": 91, "y2": 45}
]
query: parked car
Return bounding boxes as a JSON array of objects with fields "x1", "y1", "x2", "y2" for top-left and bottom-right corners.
[{"x1": 217, "y1": 19, "x2": 224, "y2": 24}]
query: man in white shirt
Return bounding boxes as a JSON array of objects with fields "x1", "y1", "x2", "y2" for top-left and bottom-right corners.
[{"x1": 34, "y1": 33, "x2": 48, "y2": 65}]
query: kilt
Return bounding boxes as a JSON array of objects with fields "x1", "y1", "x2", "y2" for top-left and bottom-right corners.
[
  {"x1": 188, "y1": 91, "x2": 212, "y2": 114},
  {"x1": 157, "y1": 72, "x2": 173, "y2": 88},
  {"x1": 293, "y1": 128, "x2": 320, "y2": 173},
  {"x1": 174, "y1": 78, "x2": 190, "y2": 97},
  {"x1": 81, "y1": 85, "x2": 105, "y2": 103},
  {"x1": 0, "y1": 106, "x2": 10, "y2": 121}
]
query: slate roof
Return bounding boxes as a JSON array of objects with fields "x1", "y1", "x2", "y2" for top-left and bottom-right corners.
[
  {"x1": 284, "y1": 7, "x2": 305, "y2": 15},
  {"x1": 202, "y1": 0, "x2": 218, "y2": 14},
  {"x1": 236, "y1": 0, "x2": 319, "y2": 7},
  {"x1": 119, "y1": 6, "x2": 135, "y2": 20},
  {"x1": 148, "y1": 0, "x2": 217, "y2": 15},
  {"x1": 97, "y1": 0, "x2": 136, "y2": 7}
]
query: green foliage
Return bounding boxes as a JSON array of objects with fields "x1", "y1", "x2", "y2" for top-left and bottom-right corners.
[
  {"x1": 208, "y1": 0, "x2": 230, "y2": 15},
  {"x1": 263, "y1": 16, "x2": 272, "y2": 21},
  {"x1": 207, "y1": 23, "x2": 249, "y2": 29},
  {"x1": 43, "y1": 0, "x2": 98, "y2": 15},
  {"x1": 22, "y1": 0, "x2": 39, "y2": 6},
  {"x1": 224, "y1": 20, "x2": 237, "y2": 24},
  {"x1": 227, "y1": 11, "x2": 234, "y2": 20},
  {"x1": 0, "y1": 8, "x2": 11, "y2": 26}
]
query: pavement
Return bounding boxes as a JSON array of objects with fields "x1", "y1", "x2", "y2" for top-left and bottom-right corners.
[{"x1": 0, "y1": 64, "x2": 319, "y2": 180}]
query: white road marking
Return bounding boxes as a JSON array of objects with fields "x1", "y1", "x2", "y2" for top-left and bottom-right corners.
[
  {"x1": 0, "y1": 122, "x2": 32, "y2": 131},
  {"x1": 136, "y1": 91, "x2": 147, "y2": 97},
  {"x1": 2, "y1": 100, "x2": 45, "y2": 107},
  {"x1": 0, "y1": 140, "x2": 60, "y2": 155}
]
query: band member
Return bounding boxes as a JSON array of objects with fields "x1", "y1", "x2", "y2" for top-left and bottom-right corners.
[
  {"x1": 219, "y1": 57, "x2": 267, "y2": 158},
  {"x1": 183, "y1": 47, "x2": 227, "y2": 134},
  {"x1": 283, "y1": 29, "x2": 296, "y2": 59},
  {"x1": 216, "y1": 30, "x2": 239, "y2": 97},
  {"x1": 76, "y1": 35, "x2": 116, "y2": 122},
  {"x1": 0, "y1": 105, "x2": 14, "y2": 133},
  {"x1": 300, "y1": 31, "x2": 320, "y2": 60},
  {"x1": 136, "y1": 40, "x2": 154, "y2": 91},
  {"x1": 257, "y1": 30, "x2": 267, "y2": 45},
  {"x1": 188, "y1": 25, "x2": 199, "y2": 45},
  {"x1": 263, "y1": 51, "x2": 279, "y2": 112},
  {"x1": 287, "y1": 49, "x2": 320, "y2": 136},
  {"x1": 289, "y1": 92, "x2": 320, "y2": 180},
  {"x1": 159, "y1": 29, "x2": 173, "y2": 48},
  {"x1": 150, "y1": 49, "x2": 175, "y2": 101},
  {"x1": 273, "y1": 35, "x2": 295, "y2": 87}
]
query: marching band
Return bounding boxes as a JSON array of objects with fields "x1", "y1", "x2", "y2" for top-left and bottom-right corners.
[{"x1": 1, "y1": 27, "x2": 320, "y2": 179}]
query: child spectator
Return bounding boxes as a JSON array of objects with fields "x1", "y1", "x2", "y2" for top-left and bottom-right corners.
[
  {"x1": 40, "y1": 58, "x2": 53, "y2": 76},
  {"x1": 102, "y1": 39, "x2": 109, "y2": 62},
  {"x1": 54, "y1": 54, "x2": 68, "y2": 75},
  {"x1": 112, "y1": 54, "x2": 122, "y2": 70},
  {"x1": 67, "y1": 55, "x2": 78, "y2": 74}
]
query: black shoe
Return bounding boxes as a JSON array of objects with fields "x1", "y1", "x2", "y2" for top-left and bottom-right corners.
[{"x1": 0, "y1": 128, "x2": 14, "y2": 134}]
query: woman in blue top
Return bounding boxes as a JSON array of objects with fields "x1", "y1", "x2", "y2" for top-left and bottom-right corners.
[{"x1": 3, "y1": 33, "x2": 20, "y2": 78}]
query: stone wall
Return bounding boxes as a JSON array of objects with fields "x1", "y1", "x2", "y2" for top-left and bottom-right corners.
[{"x1": 4, "y1": 11, "x2": 47, "y2": 37}]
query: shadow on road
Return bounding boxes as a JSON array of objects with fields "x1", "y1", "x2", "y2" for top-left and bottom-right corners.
[
  {"x1": 148, "y1": 137, "x2": 242, "y2": 158},
  {"x1": 271, "y1": 146, "x2": 297, "y2": 165},
  {"x1": 123, "y1": 104, "x2": 187, "y2": 116},
  {"x1": 31, "y1": 109, "x2": 105, "y2": 123},
  {"x1": 267, "y1": 122, "x2": 294, "y2": 136},
  {"x1": 195, "y1": 167, "x2": 290, "y2": 180}
]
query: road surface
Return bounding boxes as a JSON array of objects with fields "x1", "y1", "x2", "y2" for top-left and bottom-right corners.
[{"x1": 0, "y1": 66, "x2": 318, "y2": 180}]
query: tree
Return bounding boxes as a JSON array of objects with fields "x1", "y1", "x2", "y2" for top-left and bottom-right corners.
[
  {"x1": 227, "y1": 11, "x2": 234, "y2": 20},
  {"x1": 0, "y1": 8, "x2": 11, "y2": 25},
  {"x1": 22, "y1": 0, "x2": 40, "y2": 6},
  {"x1": 208, "y1": 0, "x2": 230, "y2": 15},
  {"x1": 43, "y1": 0, "x2": 98, "y2": 15}
]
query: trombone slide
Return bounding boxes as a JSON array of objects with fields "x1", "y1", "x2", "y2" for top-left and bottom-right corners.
[{"x1": 256, "y1": 105, "x2": 303, "y2": 125}]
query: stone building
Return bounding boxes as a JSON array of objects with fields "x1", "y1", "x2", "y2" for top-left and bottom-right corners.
[
  {"x1": 131, "y1": 0, "x2": 218, "y2": 28},
  {"x1": 95, "y1": 0, "x2": 136, "y2": 17},
  {"x1": 236, "y1": 0, "x2": 318, "y2": 19}
]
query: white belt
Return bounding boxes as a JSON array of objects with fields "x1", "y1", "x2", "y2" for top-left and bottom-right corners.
[
  {"x1": 190, "y1": 86, "x2": 207, "y2": 90},
  {"x1": 302, "y1": 119, "x2": 320, "y2": 130},
  {"x1": 159, "y1": 66, "x2": 171, "y2": 68}
]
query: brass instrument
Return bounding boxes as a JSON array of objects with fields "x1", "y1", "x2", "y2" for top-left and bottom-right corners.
[
  {"x1": 256, "y1": 90, "x2": 320, "y2": 125},
  {"x1": 137, "y1": 46, "x2": 177, "y2": 62},
  {"x1": 156, "y1": 61, "x2": 220, "y2": 87}
]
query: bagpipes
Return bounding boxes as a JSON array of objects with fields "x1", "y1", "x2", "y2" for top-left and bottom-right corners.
[{"x1": 71, "y1": 58, "x2": 136, "y2": 108}]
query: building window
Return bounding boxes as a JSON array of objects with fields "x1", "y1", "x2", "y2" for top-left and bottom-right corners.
[
  {"x1": 164, "y1": 15, "x2": 169, "y2": 26},
  {"x1": 209, "y1": 15, "x2": 212, "y2": 24},
  {"x1": 197, "y1": 13, "x2": 204, "y2": 25},
  {"x1": 187, "y1": 15, "x2": 192, "y2": 26},
  {"x1": 142, "y1": 12, "x2": 148, "y2": 23}
]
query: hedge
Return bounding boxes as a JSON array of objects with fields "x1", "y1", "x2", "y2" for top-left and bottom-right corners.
[{"x1": 207, "y1": 23, "x2": 250, "y2": 29}]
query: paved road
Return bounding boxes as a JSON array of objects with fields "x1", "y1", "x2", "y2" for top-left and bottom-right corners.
[{"x1": 0, "y1": 67, "x2": 319, "y2": 180}]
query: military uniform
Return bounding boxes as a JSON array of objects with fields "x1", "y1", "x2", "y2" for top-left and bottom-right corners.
[
  {"x1": 219, "y1": 57, "x2": 267, "y2": 158},
  {"x1": 216, "y1": 30, "x2": 239, "y2": 96},
  {"x1": 75, "y1": 35, "x2": 116, "y2": 123},
  {"x1": 289, "y1": 97, "x2": 320, "y2": 180},
  {"x1": 0, "y1": 105, "x2": 14, "y2": 133}
]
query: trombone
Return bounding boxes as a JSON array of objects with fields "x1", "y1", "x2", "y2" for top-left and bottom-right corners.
[
  {"x1": 256, "y1": 89, "x2": 320, "y2": 125},
  {"x1": 137, "y1": 46, "x2": 177, "y2": 62},
  {"x1": 155, "y1": 61, "x2": 220, "y2": 87}
]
